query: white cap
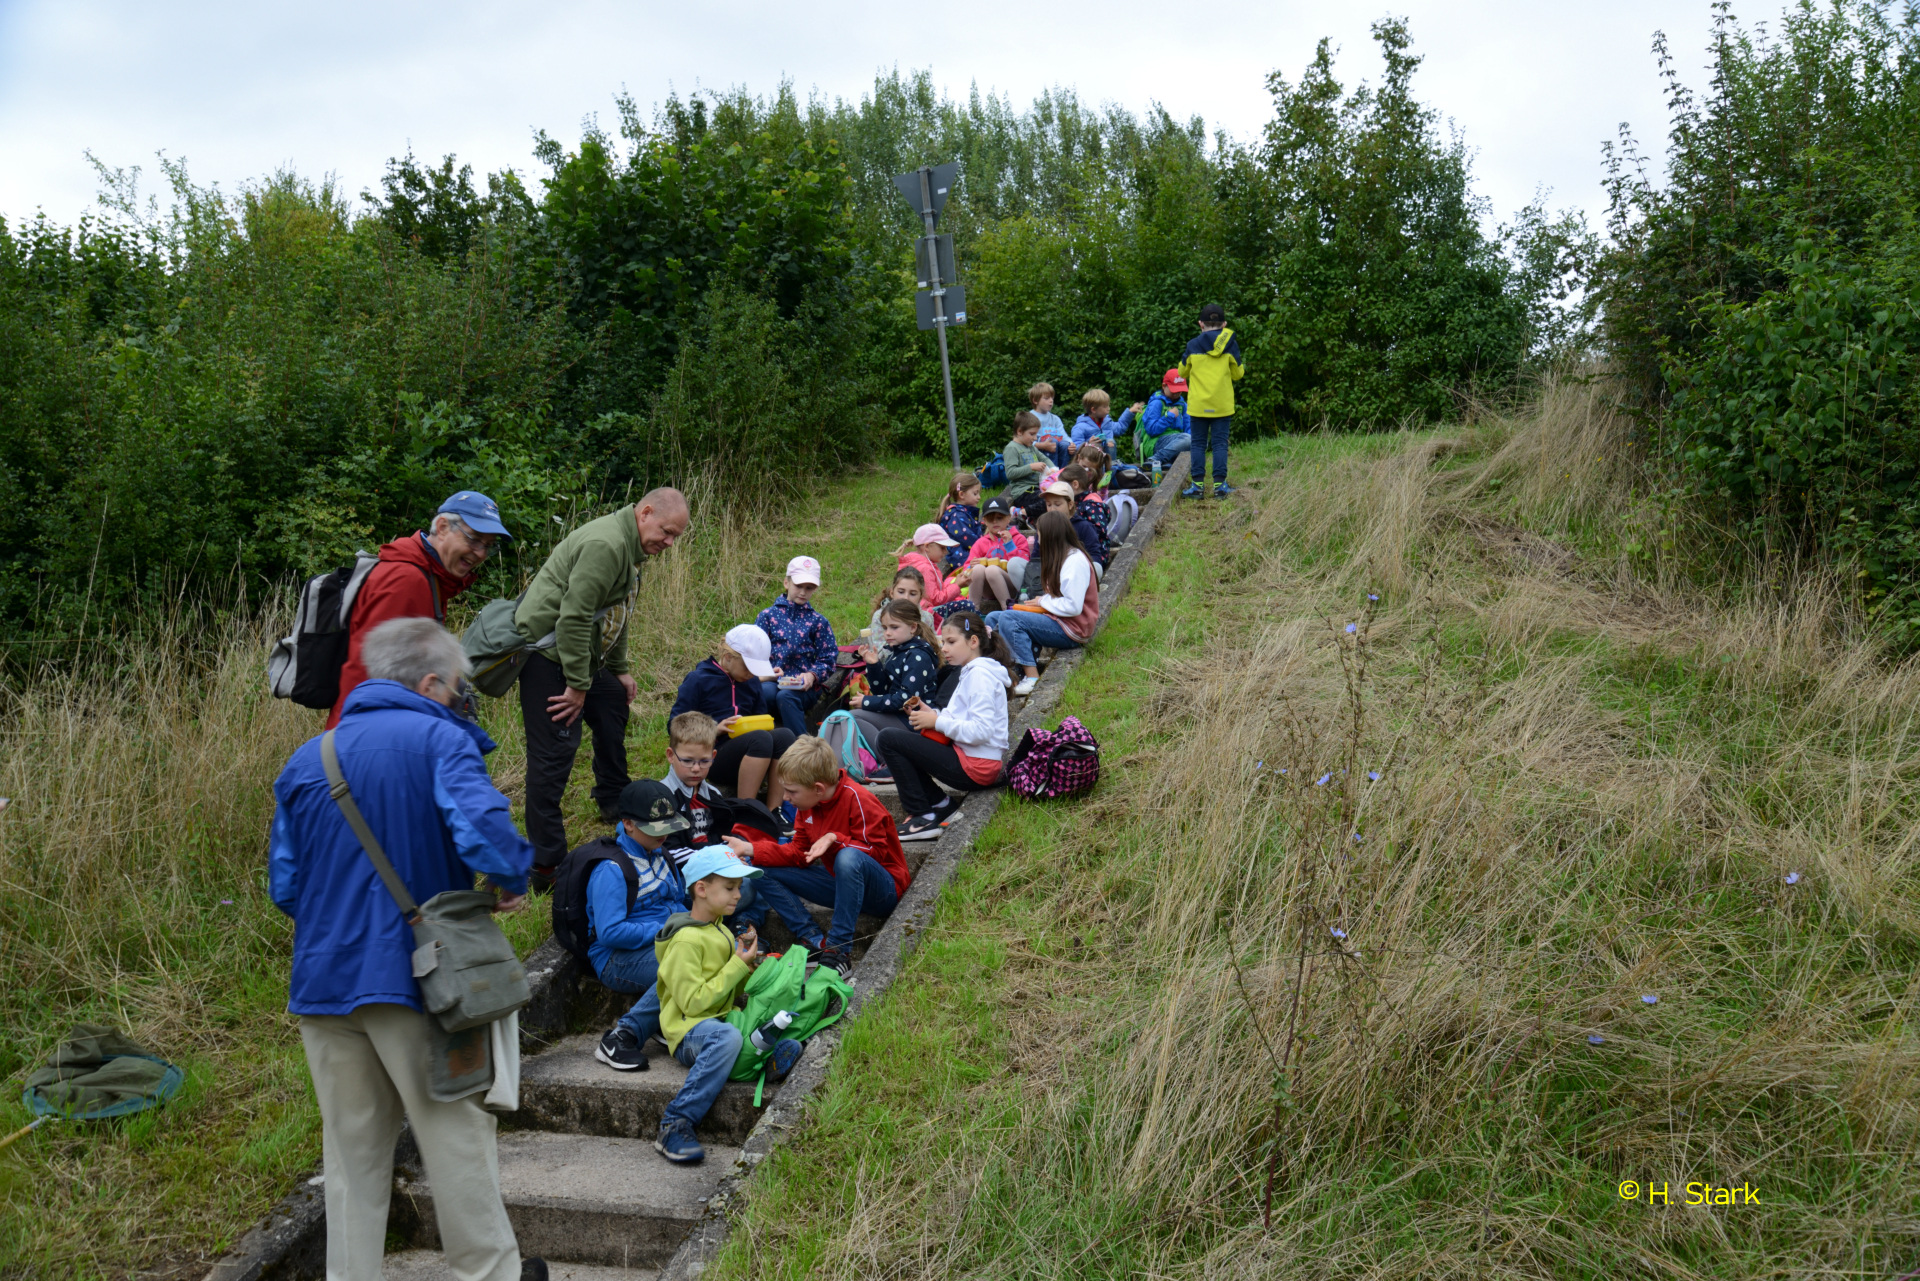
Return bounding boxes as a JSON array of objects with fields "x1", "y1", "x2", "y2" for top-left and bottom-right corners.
[
  {"x1": 724, "y1": 624, "x2": 777, "y2": 678},
  {"x1": 785, "y1": 555, "x2": 822, "y2": 586}
]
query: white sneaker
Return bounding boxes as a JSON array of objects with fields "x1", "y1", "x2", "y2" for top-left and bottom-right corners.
[{"x1": 1013, "y1": 675, "x2": 1039, "y2": 697}]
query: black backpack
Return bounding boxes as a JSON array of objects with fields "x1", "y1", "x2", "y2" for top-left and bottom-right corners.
[
  {"x1": 267, "y1": 555, "x2": 437, "y2": 709},
  {"x1": 551, "y1": 836, "x2": 636, "y2": 965}
]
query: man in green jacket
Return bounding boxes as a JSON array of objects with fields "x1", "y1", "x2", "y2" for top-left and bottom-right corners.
[{"x1": 517, "y1": 487, "x2": 691, "y2": 887}]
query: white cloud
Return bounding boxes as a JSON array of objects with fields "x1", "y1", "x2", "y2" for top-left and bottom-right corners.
[{"x1": 0, "y1": 0, "x2": 1721, "y2": 232}]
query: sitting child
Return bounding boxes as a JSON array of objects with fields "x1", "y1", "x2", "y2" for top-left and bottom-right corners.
[
  {"x1": 658, "y1": 712, "x2": 766, "y2": 931},
  {"x1": 936, "y1": 472, "x2": 985, "y2": 573},
  {"x1": 756, "y1": 555, "x2": 838, "y2": 738},
  {"x1": 589, "y1": 780, "x2": 695, "y2": 1073},
  {"x1": 670, "y1": 624, "x2": 792, "y2": 805},
  {"x1": 1045, "y1": 476, "x2": 1108, "y2": 573},
  {"x1": 876, "y1": 610, "x2": 1014, "y2": 840},
  {"x1": 1058, "y1": 464, "x2": 1113, "y2": 569},
  {"x1": 955, "y1": 495, "x2": 1031, "y2": 615},
  {"x1": 743, "y1": 736, "x2": 910, "y2": 977},
  {"x1": 1030, "y1": 381, "x2": 1072, "y2": 467},
  {"x1": 850, "y1": 598, "x2": 942, "y2": 752},
  {"x1": 1072, "y1": 443, "x2": 1112, "y2": 493},
  {"x1": 652, "y1": 846, "x2": 800, "y2": 1165},
  {"x1": 895, "y1": 524, "x2": 965, "y2": 609},
  {"x1": 867, "y1": 566, "x2": 941, "y2": 637},
  {"x1": 1070, "y1": 388, "x2": 1136, "y2": 456},
  {"x1": 1001, "y1": 411, "x2": 1049, "y2": 520}
]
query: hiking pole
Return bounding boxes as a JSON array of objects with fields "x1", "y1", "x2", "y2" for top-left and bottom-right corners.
[{"x1": 0, "y1": 1116, "x2": 51, "y2": 1153}]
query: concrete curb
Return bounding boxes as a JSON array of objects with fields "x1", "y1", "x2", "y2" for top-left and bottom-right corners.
[
  {"x1": 656, "y1": 458, "x2": 1190, "y2": 1280},
  {"x1": 199, "y1": 458, "x2": 1190, "y2": 1281}
]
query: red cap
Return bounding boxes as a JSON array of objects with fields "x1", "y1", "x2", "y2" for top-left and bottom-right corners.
[{"x1": 1162, "y1": 368, "x2": 1188, "y2": 393}]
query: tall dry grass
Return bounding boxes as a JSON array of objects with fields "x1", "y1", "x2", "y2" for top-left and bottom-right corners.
[{"x1": 800, "y1": 381, "x2": 1920, "y2": 1276}]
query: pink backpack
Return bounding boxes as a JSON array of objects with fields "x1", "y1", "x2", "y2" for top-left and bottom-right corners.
[{"x1": 1006, "y1": 716, "x2": 1101, "y2": 800}]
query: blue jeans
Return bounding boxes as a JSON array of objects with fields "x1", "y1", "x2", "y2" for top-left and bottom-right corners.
[
  {"x1": 985, "y1": 609, "x2": 1083, "y2": 669},
  {"x1": 755, "y1": 847, "x2": 900, "y2": 950},
  {"x1": 1148, "y1": 431, "x2": 1190, "y2": 468},
  {"x1": 762, "y1": 681, "x2": 821, "y2": 737},
  {"x1": 596, "y1": 946, "x2": 662, "y2": 1043},
  {"x1": 1190, "y1": 415, "x2": 1230, "y2": 482},
  {"x1": 663, "y1": 1018, "x2": 744, "y2": 1130}
]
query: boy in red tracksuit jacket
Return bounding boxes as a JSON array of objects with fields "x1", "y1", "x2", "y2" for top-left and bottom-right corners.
[{"x1": 742, "y1": 738, "x2": 909, "y2": 976}]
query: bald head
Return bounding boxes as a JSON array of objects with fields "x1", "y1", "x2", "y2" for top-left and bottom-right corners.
[{"x1": 635, "y1": 488, "x2": 690, "y2": 555}]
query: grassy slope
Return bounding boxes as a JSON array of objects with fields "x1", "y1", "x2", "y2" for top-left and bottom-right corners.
[
  {"x1": 0, "y1": 457, "x2": 954, "y2": 1278},
  {"x1": 713, "y1": 396, "x2": 1920, "y2": 1280}
]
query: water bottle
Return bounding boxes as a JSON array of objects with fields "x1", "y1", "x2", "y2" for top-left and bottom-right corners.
[
  {"x1": 1151, "y1": 458, "x2": 1162, "y2": 481},
  {"x1": 750, "y1": 1010, "x2": 795, "y2": 1054}
]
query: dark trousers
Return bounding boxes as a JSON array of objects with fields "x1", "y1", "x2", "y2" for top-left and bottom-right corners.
[
  {"x1": 1190, "y1": 415, "x2": 1231, "y2": 482},
  {"x1": 756, "y1": 848, "x2": 900, "y2": 951},
  {"x1": 875, "y1": 727, "x2": 996, "y2": 817},
  {"x1": 520, "y1": 652, "x2": 630, "y2": 868},
  {"x1": 761, "y1": 680, "x2": 821, "y2": 737},
  {"x1": 711, "y1": 728, "x2": 797, "y2": 795}
]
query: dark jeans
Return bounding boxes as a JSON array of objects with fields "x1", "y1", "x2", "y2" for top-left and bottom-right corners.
[
  {"x1": 596, "y1": 946, "x2": 661, "y2": 1043},
  {"x1": 712, "y1": 728, "x2": 797, "y2": 795},
  {"x1": 520, "y1": 653, "x2": 629, "y2": 869},
  {"x1": 875, "y1": 727, "x2": 998, "y2": 817},
  {"x1": 761, "y1": 680, "x2": 821, "y2": 737},
  {"x1": 1190, "y1": 415, "x2": 1231, "y2": 482},
  {"x1": 756, "y1": 847, "x2": 900, "y2": 951}
]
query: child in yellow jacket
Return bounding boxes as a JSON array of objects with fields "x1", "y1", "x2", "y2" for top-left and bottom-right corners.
[
  {"x1": 1179, "y1": 302, "x2": 1245, "y2": 498},
  {"x1": 651, "y1": 846, "x2": 800, "y2": 1164}
]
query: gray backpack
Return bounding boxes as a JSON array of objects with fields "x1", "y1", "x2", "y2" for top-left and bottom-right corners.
[{"x1": 460, "y1": 596, "x2": 619, "y2": 697}]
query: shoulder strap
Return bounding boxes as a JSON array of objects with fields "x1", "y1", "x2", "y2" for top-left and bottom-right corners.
[{"x1": 320, "y1": 730, "x2": 421, "y2": 922}]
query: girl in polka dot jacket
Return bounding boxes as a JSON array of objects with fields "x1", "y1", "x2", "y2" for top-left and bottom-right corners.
[{"x1": 847, "y1": 598, "x2": 943, "y2": 747}]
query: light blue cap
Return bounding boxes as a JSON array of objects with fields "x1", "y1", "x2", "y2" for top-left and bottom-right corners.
[{"x1": 682, "y1": 846, "x2": 762, "y2": 885}]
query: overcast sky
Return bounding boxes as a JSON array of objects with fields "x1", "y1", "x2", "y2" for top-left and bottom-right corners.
[{"x1": 0, "y1": 0, "x2": 1725, "y2": 235}]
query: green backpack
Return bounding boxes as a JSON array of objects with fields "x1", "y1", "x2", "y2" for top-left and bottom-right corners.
[{"x1": 724, "y1": 946, "x2": 854, "y2": 1103}]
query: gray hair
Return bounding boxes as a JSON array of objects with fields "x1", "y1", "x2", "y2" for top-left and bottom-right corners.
[
  {"x1": 362, "y1": 617, "x2": 470, "y2": 689},
  {"x1": 429, "y1": 511, "x2": 474, "y2": 539}
]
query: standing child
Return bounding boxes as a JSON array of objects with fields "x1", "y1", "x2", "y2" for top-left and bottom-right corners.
[
  {"x1": 876, "y1": 610, "x2": 1014, "y2": 840},
  {"x1": 1179, "y1": 303, "x2": 1244, "y2": 498},
  {"x1": 867, "y1": 567, "x2": 940, "y2": 636},
  {"x1": 744, "y1": 737, "x2": 910, "y2": 976},
  {"x1": 651, "y1": 847, "x2": 801, "y2": 1165},
  {"x1": 1029, "y1": 382, "x2": 1072, "y2": 467},
  {"x1": 669, "y1": 625, "x2": 793, "y2": 805},
  {"x1": 895, "y1": 524, "x2": 965, "y2": 609},
  {"x1": 850, "y1": 598, "x2": 942, "y2": 749},
  {"x1": 936, "y1": 473, "x2": 985, "y2": 573},
  {"x1": 756, "y1": 555, "x2": 838, "y2": 737},
  {"x1": 954, "y1": 495, "x2": 1030, "y2": 615},
  {"x1": 1001, "y1": 412, "x2": 1049, "y2": 519}
]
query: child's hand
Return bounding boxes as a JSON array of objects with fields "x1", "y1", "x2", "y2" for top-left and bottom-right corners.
[
  {"x1": 805, "y1": 833, "x2": 837, "y2": 863},
  {"x1": 735, "y1": 927, "x2": 762, "y2": 965},
  {"x1": 858, "y1": 643, "x2": 880, "y2": 664},
  {"x1": 723, "y1": 836, "x2": 753, "y2": 860},
  {"x1": 717, "y1": 715, "x2": 742, "y2": 734},
  {"x1": 908, "y1": 704, "x2": 939, "y2": 731},
  {"x1": 1131, "y1": 401, "x2": 1145, "y2": 413}
]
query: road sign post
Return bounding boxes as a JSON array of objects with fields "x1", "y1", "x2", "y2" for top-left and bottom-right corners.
[{"x1": 893, "y1": 162, "x2": 964, "y2": 470}]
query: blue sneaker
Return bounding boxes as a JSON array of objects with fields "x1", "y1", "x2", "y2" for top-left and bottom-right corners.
[
  {"x1": 654, "y1": 1119, "x2": 705, "y2": 1164},
  {"x1": 1180, "y1": 483, "x2": 1207, "y2": 499},
  {"x1": 770, "y1": 1037, "x2": 804, "y2": 1079},
  {"x1": 1214, "y1": 482, "x2": 1236, "y2": 497}
]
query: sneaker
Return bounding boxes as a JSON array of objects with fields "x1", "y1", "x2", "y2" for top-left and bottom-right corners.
[
  {"x1": 770, "y1": 1037, "x2": 805, "y2": 1079},
  {"x1": 527, "y1": 864, "x2": 559, "y2": 894},
  {"x1": 1181, "y1": 483, "x2": 1207, "y2": 499},
  {"x1": 594, "y1": 1026, "x2": 647, "y2": 1072},
  {"x1": 655, "y1": 1118, "x2": 705, "y2": 1164},
  {"x1": 863, "y1": 764, "x2": 894, "y2": 783},
  {"x1": 521, "y1": 1260, "x2": 550, "y2": 1281},
  {"x1": 813, "y1": 948, "x2": 857, "y2": 981},
  {"x1": 1013, "y1": 675, "x2": 1039, "y2": 697},
  {"x1": 1214, "y1": 482, "x2": 1236, "y2": 497},
  {"x1": 900, "y1": 812, "x2": 945, "y2": 841}
]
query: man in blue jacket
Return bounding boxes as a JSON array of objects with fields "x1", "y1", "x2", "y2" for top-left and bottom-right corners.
[{"x1": 271, "y1": 617, "x2": 542, "y2": 1281}]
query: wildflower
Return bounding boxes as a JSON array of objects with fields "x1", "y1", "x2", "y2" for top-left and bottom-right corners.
[
  {"x1": 1329, "y1": 927, "x2": 1347, "y2": 940},
  {"x1": 1345, "y1": 623, "x2": 1357, "y2": 634},
  {"x1": 1367, "y1": 771, "x2": 1381, "y2": 782},
  {"x1": 220, "y1": 899, "x2": 234, "y2": 906},
  {"x1": 1588, "y1": 1035, "x2": 1606, "y2": 1045},
  {"x1": 1352, "y1": 832, "x2": 1363, "y2": 842},
  {"x1": 1279, "y1": 768, "x2": 1288, "y2": 775},
  {"x1": 1783, "y1": 872, "x2": 1801, "y2": 885},
  {"x1": 1315, "y1": 774, "x2": 1331, "y2": 786},
  {"x1": 1641, "y1": 994, "x2": 1658, "y2": 1005},
  {"x1": 1255, "y1": 761, "x2": 1263, "y2": 770},
  {"x1": 1367, "y1": 594, "x2": 1379, "y2": 601}
]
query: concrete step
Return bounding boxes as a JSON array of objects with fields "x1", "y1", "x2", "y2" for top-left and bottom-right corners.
[
  {"x1": 511, "y1": 1032, "x2": 771, "y2": 1145},
  {"x1": 395, "y1": 1130, "x2": 741, "y2": 1269},
  {"x1": 382, "y1": 1249, "x2": 655, "y2": 1280}
]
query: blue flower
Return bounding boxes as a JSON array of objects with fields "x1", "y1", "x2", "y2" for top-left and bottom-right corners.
[
  {"x1": 1329, "y1": 927, "x2": 1347, "y2": 939},
  {"x1": 1345, "y1": 623, "x2": 1358, "y2": 634},
  {"x1": 1587, "y1": 1035, "x2": 1605, "y2": 1045},
  {"x1": 1367, "y1": 593, "x2": 1379, "y2": 601},
  {"x1": 1315, "y1": 774, "x2": 1331, "y2": 786},
  {"x1": 1367, "y1": 771, "x2": 1381, "y2": 782},
  {"x1": 1641, "y1": 994, "x2": 1658, "y2": 1005},
  {"x1": 1784, "y1": 872, "x2": 1801, "y2": 885},
  {"x1": 1352, "y1": 832, "x2": 1363, "y2": 842}
]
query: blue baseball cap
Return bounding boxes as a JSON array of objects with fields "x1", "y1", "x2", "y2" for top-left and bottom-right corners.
[
  {"x1": 438, "y1": 491, "x2": 512, "y2": 538},
  {"x1": 681, "y1": 846, "x2": 762, "y2": 885}
]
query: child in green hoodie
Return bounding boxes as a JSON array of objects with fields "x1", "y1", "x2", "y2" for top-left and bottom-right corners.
[{"x1": 651, "y1": 846, "x2": 800, "y2": 1164}]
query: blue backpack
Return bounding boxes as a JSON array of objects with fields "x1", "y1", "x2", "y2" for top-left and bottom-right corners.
[
  {"x1": 977, "y1": 453, "x2": 1008, "y2": 489},
  {"x1": 818, "y1": 709, "x2": 882, "y2": 782}
]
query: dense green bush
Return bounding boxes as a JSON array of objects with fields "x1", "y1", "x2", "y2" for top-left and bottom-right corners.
[{"x1": 1601, "y1": 0, "x2": 1920, "y2": 630}]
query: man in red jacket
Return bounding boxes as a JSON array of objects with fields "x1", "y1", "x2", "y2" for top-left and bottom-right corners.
[
  {"x1": 740, "y1": 737, "x2": 909, "y2": 976},
  {"x1": 326, "y1": 492, "x2": 511, "y2": 729}
]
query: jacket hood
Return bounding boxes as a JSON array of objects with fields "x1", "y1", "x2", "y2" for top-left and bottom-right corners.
[
  {"x1": 1073, "y1": 412, "x2": 1112, "y2": 429},
  {"x1": 1186, "y1": 327, "x2": 1236, "y2": 357},
  {"x1": 655, "y1": 910, "x2": 727, "y2": 945},
  {"x1": 890, "y1": 635, "x2": 937, "y2": 657},
  {"x1": 381, "y1": 531, "x2": 474, "y2": 594},
  {"x1": 963, "y1": 655, "x2": 1014, "y2": 688},
  {"x1": 338, "y1": 679, "x2": 498, "y2": 754}
]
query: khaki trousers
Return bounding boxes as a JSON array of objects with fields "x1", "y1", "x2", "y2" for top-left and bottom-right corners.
[{"x1": 300, "y1": 1003, "x2": 520, "y2": 1281}]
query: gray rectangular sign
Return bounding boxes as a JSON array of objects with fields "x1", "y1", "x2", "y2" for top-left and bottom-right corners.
[{"x1": 916, "y1": 283, "x2": 966, "y2": 330}]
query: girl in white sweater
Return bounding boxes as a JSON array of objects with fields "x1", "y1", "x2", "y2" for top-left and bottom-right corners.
[
  {"x1": 875, "y1": 610, "x2": 1018, "y2": 840},
  {"x1": 985, "y1": 511, "x2": 1100, "y2": 697}
]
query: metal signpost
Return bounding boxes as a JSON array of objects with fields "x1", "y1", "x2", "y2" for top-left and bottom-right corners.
[{"x1": 893, "y1": 162, "x2": 965, "y2": 469}]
